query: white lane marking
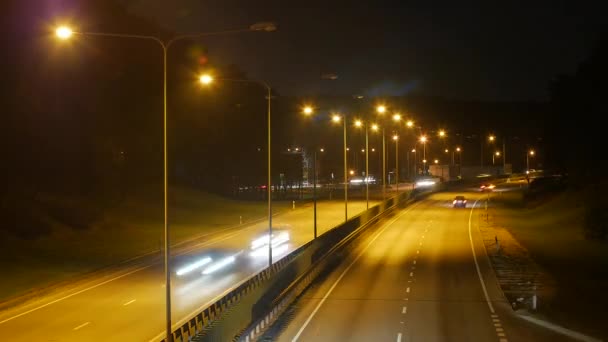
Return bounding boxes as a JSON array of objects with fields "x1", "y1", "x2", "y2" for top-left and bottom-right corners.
[
  {"x1": 499, "y1": 339, "x2": 508, "y2": 342},
  {"x1": 468, "y1": 199, "x2": 495, "y2": 313},
  {"x1": 413, "y1": 260, "x2": 416, "y2": 265},
  {"x1": 498, "y1": 332, "x2": 506, "y2": 337},
  {"x1": 517, "y1": 315, "x2": 603, "y2": 342},
  {"x1": 419, "y1": 242, "x2": 423, "y2": 246},
  {"x1": 494, "y1": 323, "x2": 502, "y2": 327},
  {"x1": 406, "y1": 287, "x2": 410, "y2": 293},
  {"x1": 0, "y1": 265, "x2": 151, "y2": 325},
  {"x1": 416, "y1": 250, "x2": 419, "y2": 254},
  {"x1": 402, "y1": 306, "x2": 407, "y2": 314},
  {"x1": 493, "y1": 318, "x2": 500, "y2": 322},
  {"x1": 397, "y1": 332, "x2": 402, "y2": 342},
  {"x1": 123, "y1": 299, "x2": 136, "y2": 306},
  {"x1": 409, "y1": 272, "x2": 413, "y2": 277},
  {"x1": 421, "y1": 235, "x2": 425, "y2": 239},
  {"x1": 290, "y1": 203, "x2": 422, "y2": 342},
  {"x1": 496, "y1": 328, "x2": 504, "y2": 332},
  {"x1": 73, "y1": 321, "x2": 90, "y2": 330},
  {"x1": 491, "y1": 314, "x2": 499, "y2": 318}
]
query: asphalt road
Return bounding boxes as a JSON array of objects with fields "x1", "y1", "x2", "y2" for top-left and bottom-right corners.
[
  {"x1": 0, "y1": 199, "x2": 380, "y2": 341},
  {"x1": 273, "y1": 192, "x2": 574, "y2": 342}
]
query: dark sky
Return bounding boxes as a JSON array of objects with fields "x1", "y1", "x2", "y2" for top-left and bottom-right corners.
[{"x1": 122, "y1": 1, "x2": 603, "y2": 100}]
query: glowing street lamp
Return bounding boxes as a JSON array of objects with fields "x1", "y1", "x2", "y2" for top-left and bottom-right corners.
[
  {"x1": 302, "y1": 106, "x2": 313, "y2": 115},
  {"x1": 54, "y1": 21, "x2": 276, "y2": 342},
  {"x1": 376, "y1": 105, "x2": 386, "y2": 114},
  {"x1": 199, "y1": 74, "x2": 213, "y2": 85},
  {"x1": 438, "y1": 130, "x2": 446, "y2": 138},
  {"x1": 55, "y1": 26, "x2": 73, "y2": 39},
  {"x1": 434, "y1": 159, "x2": 439, "y2": 164},
  {"x1": 526, "y1": 149, "x2": 535, "y2": 172},
  {"x1": 492, "y1": 151, "x2": 501, "y2": 165},
  {"x1": 406, "y1": 120, "x2": 414, "y2": 128},
  {"x1": 332, "y1": 114, "x2": 348, "y2": 222},
  {"x1": 392, "y1": 113, "x2": 402, "y2": 122},
  {"x1": 419, "y1": 135, "x2": 428, "y2": 175}
]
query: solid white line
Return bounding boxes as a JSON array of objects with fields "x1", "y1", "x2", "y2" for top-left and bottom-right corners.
[
  {"x1": 0, "y1": 265, "x2": 152, "y2": 325},
  {"x1": 468, "y1": 199, "x2": 495, "y2": 313},
  {"x1": 291, "y1": 202, "x2": 422, "y2": 342},
  {"x1": 123, "y1": 299, "x2": 136, "y2": 306},
  {"x1": 397, "y1": 332, "x2": 402, "y2": 342},
  {"x1": 518, "y1": 314, "x2": 603, "y2": 342},
  {"x1": 73, "y1": 321, "x2": 90, "y2": 330},
  {"x1": 402, "y1": 306, "x2": 407, "y2": 314}
]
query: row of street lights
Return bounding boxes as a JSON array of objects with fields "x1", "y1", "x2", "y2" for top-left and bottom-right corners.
[{"x1": 54, "y1": 23, "x2": 538, "y2": 341}]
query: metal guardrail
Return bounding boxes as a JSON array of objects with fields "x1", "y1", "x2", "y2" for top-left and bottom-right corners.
[{"x1": 162, "y1": 188, "x2": 433, "y2": 342}]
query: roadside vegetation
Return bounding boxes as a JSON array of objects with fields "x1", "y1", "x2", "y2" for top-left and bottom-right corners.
[
  {"x1": 0, "y1": 186, "x2": 288, "y2": 301},
  {"x1": 491, "y1": 182, "x2": 608, "y2": 340}
]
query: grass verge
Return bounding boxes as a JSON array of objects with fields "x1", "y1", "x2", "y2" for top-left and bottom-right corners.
[
  {"x1": 0, "y1": 187, "x2": 289, "y2": 302},
  {"x1": 491, "y1": 189, "x2": 608, "y2": 340}
]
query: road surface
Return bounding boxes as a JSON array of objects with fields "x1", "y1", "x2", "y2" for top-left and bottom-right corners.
[
  {"x1": 0, "y1": 199, "x2": 380, "y2": 341},
  {"x1": 271, "y1": 192, "x2": 574, "y2": 342}
]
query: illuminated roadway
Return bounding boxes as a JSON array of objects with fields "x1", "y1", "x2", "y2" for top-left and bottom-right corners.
[
  {"x1": 273, "y1": 192, "x2": 573, "y2": 342},
  {"x1": 0, "y1": 198, "x2": 381, "y2": 341}
]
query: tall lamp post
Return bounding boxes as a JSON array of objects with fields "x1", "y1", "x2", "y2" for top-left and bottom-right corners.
[
  {"x1": 376, "y1": 105, "x2": 387, "y2": 198},
  {"x1": 527, "y1": 149, "x2": 535, "y2": 172},
  {"x1": 355, "y1": 120, "x2": 376, "y2": 209},
  {"x1": 200, "y1": 75, "x2": 274, "y2": 265},
  {"x1": 456, "y1": 147, "x2": 462, "y2": 178},
  {"x1": 54, "y1": 22, "x2": 275, "y2": 342},
  {"x1": 332, "y1": 114, "x2": 348, "y2": 222},
  {"x1": 302, "y1": 106, "x2": 321, "y2": 238},
  {"x1": 493, "y1": 151, "x2": 501, "y2": 165},
  {"x1": 392, "y1": 134, "x2": 399, "y2": 193},
  {"x1": 420, "y1": 135, "x2": 428, "y2": 175}
]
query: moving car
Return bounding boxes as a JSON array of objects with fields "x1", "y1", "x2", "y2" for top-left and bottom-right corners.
[
  {"x1": 480, "y1": 183, "x2": 495, "y2": 192},
  {"x1": 453, "y1": 195, "x2": 467, "y2": 208}
]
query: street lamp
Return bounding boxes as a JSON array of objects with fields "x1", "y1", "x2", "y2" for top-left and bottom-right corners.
[
  {"x1": 302, "y1": 106, "x2": 313, "y2": 115},
  {"x1": 527, "y1": 150, "x2": 535, "y2": 172},
  {"x1": 332, "y1": 114, "x2": 348, "y2": 222},
  {"x1": 493, "y1": 151, "x2": 501, "y2": 165},
  {"x1": 375, "y1": 105, "x2": 387, "y2": 198},
  {"x1": 54, "y1": 22, "x2": 275, "y2": 342},
  {"x1": 419, "y1": 135, "x2": 428, "y2": 175},
  {"x1": 393, "y1": 134, "x2": 399, "y2": 193},
  {"x1": 455, "y1": 147, "x2": 462, "y2": 177},
  {"x1": 438, "y1": 130, "x2": 446, "y2": 138},
  {"x1": 199, "y1": 74, "x2": 275, "y2": 266},
  {"x1": 354, "y1": 119, "x2": 371, "y2": 209}
]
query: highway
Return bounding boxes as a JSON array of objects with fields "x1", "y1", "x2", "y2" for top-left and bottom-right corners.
[
  {"x1": 0, "y1": 199, "x2": 379, "y2": 341},
  {"x1": 272, "y1": 192, "x2": 573, "y2": 342}
]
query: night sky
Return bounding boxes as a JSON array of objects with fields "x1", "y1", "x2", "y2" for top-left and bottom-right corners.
[{"x1": 120, "y1": 0, "x2": 605, "y2": 101}]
